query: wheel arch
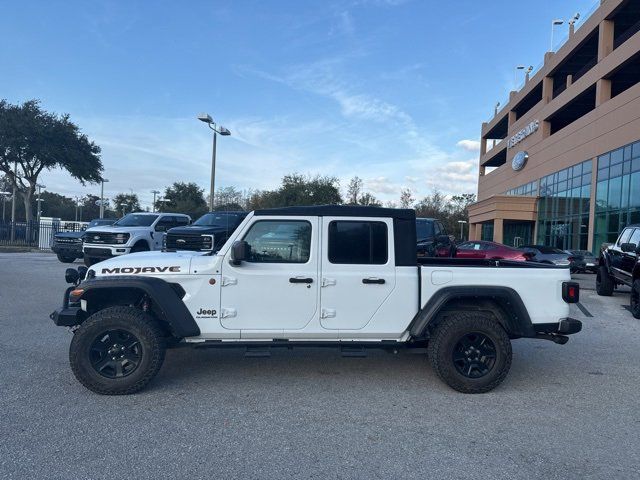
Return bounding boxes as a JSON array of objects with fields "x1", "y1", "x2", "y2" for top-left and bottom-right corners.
[
  {"x1": 409, "y1": 286, "x2": 535, "y2": 339},
  {"x1": 132, "y1": 238, "x2": 150, "y2": 250},
  {"x1": 76, "y1": 276, "x2": 199, "y2": 338}
]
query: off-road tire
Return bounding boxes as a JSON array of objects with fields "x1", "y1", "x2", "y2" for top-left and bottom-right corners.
[
  {"x1": 56, "y1": 253, "x2": 76, "y2": 263},
  {"x1": 596, "y1": 265, "x2": 614, "y2": 296},
  {"x1": 428, "y1": 312, "x2": 512, "y2": 394},
  {"x1": 631, "y1": 280, "x2": 640, "y2": 319},
  {"x1": 69, "y1": 306, "x2": 166, "y2": 395}
]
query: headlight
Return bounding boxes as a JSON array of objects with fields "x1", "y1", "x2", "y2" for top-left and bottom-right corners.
[
  {"x1": 202, "y1": 234, "x2": 214, "y2": 251},
  {"x1": 114, "y1": 233, "x2": 130, "y2": 244}
]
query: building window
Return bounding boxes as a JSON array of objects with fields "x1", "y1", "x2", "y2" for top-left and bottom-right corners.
[
  {"x1": 593, "y1": 140, "x2": 640, "y2": 251},
  {"x1": 480, "y1": 222, "x2": 494, "y2": 241},
  {"x1": 506, "y1": 180, "x2": 538, "y2": 196},
  {"x1": 536, "y1": 160, "x2": 592, "y2": 251}
]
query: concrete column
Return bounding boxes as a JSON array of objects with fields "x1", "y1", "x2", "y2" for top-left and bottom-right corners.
[
  {"x1": 598, "y1": 19, "x2": 614, "y2": 61},
  {"x1": 480, "y1": 136, "x2": 487, "y2": 155},
  {"x1": 566, "y1": 74, "x2": 573, "y2": 88},
  {"x1": 493, "y1": 218, "x2": 504, "y2": 244},
  {"x1": 542, "y1": 76, "x2": 554, "y2": 103},
  {"x1": 541, "y1": 120, "x2": 552, "y2": 138},
  {"x1": 508, "y1": 110, "x2": 517, "y2": 127},
  {"x1": 479, "y1": 165, "x2": 486, "y2": 177},
  {"x1": 596, "y1": 78, "x2": 612, "y2": 106}
]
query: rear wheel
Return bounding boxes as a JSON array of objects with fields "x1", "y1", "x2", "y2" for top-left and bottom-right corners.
[
  {"x1": 596, "y1": 265, "x2": 614, "y2": 296},
  {"x1": 56, "y1": 253, "x2": 76, "y2": 263},
  {"x1": 69, "y1": 306, "x2": 166, "y2": 395},
  {"x1": 428, "y1": 312, "x2": 512, "y2": 394},
  {"x1": 631, "y1": 280, "x2": 640, "y2": 319}
]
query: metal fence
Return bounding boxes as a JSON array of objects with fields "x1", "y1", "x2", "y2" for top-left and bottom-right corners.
[{"x1": 0, "y1": 220, "x2": 85, "y2": 250}]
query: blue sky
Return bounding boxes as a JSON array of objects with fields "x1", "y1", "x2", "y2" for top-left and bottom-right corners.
[{"x1": 0, "y1": 0, "x2": 597, "y2": 209}]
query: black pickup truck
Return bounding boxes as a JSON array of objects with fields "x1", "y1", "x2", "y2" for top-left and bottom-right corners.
[
  {"x1": 165, "y1": 211, "x2": 247, "y2": 252},
  {"x1": 597, "y1": 224, "x2": 640, "y2": 318},
  {"x1": 52, "y1": 218, "x2": 116, "y2": 263}
]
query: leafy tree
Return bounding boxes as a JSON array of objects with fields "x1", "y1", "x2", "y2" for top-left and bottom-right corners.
[
  {"x1": 0, "y1": 99, "x2": 103, "y2": 221},
  {"x1": 346, "y1": 176, "x2": 363, "y2": 205},
  {"x1": 212, "y1": 186, "x2": 246, "y2": 211},
  {"x1": 247, "y1": 174, "x2": 342, "y2": 209},
  {"x1": 399, "y1": 188, "x2": 415, "y2": 209},
  {"x1": 358, "y1": 192, "x2": 381, "y2": 206},
  {"x1": 156, "y1": 182, "x2": 207, "y2": 218},
  {"x1": 39, "y1": 191, "x2": 77, "y2": 220},
  {"x1": 113, "y1": 193, "x2": 141, "y2": 216}
]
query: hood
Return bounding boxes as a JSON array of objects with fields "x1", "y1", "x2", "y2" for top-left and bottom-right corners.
[
  {"x1": 54, "y1": 231, "x2": 84, "y2": 239},
  {"x1": 87, "y1": 226, "x2": 155, "y2": 234},
  {"x1": 167, "y1": 225, "x2": 231, "y2": 235},
  {"x1": 91, "y1": 250, "x2": 204, "y2": 277}
]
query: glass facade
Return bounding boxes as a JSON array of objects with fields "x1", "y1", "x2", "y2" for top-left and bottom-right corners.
[
  {"x1": 506, "y1": 180, "x2": 538, "y2": 196},
  {"x1": 593, "y1": 140, "x2": 640, "y2": 250},
  {"x1": 536, "y1": 160, "x2": 592, "y2": 250},
  {"x1": 481, "y1": 222, "x2": 494, "y2": 241}
]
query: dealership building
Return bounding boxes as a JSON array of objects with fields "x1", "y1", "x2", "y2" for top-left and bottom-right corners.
[{"x1": 468, "y1": 0, "x2": 640, "y2": 253}]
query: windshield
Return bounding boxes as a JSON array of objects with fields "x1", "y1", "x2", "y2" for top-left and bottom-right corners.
[
  {"x1": 536, "y1": 246, "x2": 565, "y2": 254},
  {"x1": 194, "y1": 213, "x2": 244, "y2": 227},
  {"x1": 113, "y1": 214, "x2": 158, "y2": 227},
  {"x1": 416, "y1": 221, "x2": 435, "y2": 241},
  {"x1": 88, "y1": 219, "x2": 113, "y2": 228}
]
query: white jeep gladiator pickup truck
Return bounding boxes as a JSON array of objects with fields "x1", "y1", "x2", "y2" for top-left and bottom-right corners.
[
  {"x1": 82, "y1": 212, "x2": 191, "y2": 266},
  {"x1": 51, "y1": 205, "x2": 582, "y2": 395}
]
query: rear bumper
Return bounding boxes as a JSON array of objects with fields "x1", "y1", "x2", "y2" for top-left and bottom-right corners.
[{"x1": 534, "y1": 318, "x2": 582, "y2": 335}]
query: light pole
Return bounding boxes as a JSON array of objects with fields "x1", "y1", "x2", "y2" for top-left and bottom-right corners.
[
  {"x1": 100, "y1": 178, "x2": 109, "y2": 218},
  {"x1": 36, "y1": 184, "x2": 46, "y2": 223},
  {"x1": 151, "y1": 190, "x2": 160, "y2": 212},
  {"x1": 514, "y1": 65, "x2": 526, "y2": 86},
  {"x1": 198, "y1": 113, "x2": 231, "y2": 211},
  {"x1": 10, "y1": 160, "x2": 17, "y2": 241},
  {"x1": 458, "y1": 220, "x2": 467, "y2": 241},
  {"x1": 550, "y1": 19, "x2": 564, "y2": 51}
]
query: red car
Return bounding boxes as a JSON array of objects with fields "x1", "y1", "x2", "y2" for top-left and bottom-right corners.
[{"x1": 447, "y1": 240, "x2": 531, "y2": 261}]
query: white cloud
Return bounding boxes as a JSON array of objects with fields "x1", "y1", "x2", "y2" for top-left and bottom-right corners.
[{"x1": 456, "y1": 139, "x2": 481, "y2": 152}]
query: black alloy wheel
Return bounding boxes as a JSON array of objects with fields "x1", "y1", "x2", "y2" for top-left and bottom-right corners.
[
  {"x1": 89, "y1": 329, "x2": 142, "y2": 378},
  {"x1": 451, "y1": 332, "x2": 497, "y2": 378}
]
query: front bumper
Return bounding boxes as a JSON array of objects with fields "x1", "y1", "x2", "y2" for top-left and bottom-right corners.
[
  {"x1": 50, "y1": 306, "x2": 83, "y2": 327},
  {"x1": 52, "y1": 243, "x2": 83, "y2": 256},
  {"x1": 83, "y1": 244, "x2": 131, "y2": 259}
]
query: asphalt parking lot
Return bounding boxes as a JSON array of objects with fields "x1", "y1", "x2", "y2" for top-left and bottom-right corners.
[{"x1": 1, "y1": 253, "x2": 639, "y2": 479}]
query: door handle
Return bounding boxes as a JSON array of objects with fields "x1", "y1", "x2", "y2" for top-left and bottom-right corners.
[
  {"x1": 289, "y1": 277, "x2": 313, "y2": 284},
  {"x1": 362, "y1": 278, "x2": 385, "y2": 284}
]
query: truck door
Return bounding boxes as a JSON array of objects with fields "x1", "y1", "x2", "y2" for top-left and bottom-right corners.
[
  {"x1": 611, "y1": 227, "x2": 634, "y2": 282},
  {"x1": 621, "y1": 228, "x2": 640, "y2": 278},
  {"x1": 220, "y1": 217, "x2": 319, "y2": 331},
  {"x1": 320, "y1": 217, "x2": 395, "y2": 331}
]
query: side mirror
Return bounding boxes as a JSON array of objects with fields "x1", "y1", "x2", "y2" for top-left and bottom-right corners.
[
  {"x1": 231, "y1": 240, "x2": 249, "y2": 265},
  {"x1": 620, "y1": 242, "x2": 637, "y2": 253}
]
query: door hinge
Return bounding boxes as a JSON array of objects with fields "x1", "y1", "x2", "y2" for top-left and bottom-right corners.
[
  {"x1": 221, "y1": 276, "x2": 237, "y2": 286},
  {"x1": 220, "y1": 308, "x2": 237, "y2": 319},
  {"x1": 321, "y1": 308, "x2": 336, "y2": 319},
  {"x1": 321, "y1": 277, "x2": 336, "y2": 287}
]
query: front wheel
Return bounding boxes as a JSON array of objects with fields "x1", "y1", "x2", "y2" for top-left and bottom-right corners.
[
  {"x1": 596, "y1": 265, "x2": 614, "y2": 296},
  {"x1": 428, "y1": 312, "x2": 512, "y2": 394},
  {"x1": 69, "y1": 306, "x2": 166, "y2": 395},
  {"x1": 631, "y1": 280, "x2": 640, "y2": 319},
  {"x1": 56, "y1": 253, "x2": 76, "y2": 263}
]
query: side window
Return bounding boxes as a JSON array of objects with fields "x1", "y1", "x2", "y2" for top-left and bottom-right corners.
[
  {"x1": 457, "y1": 242, "x2": 473, "y2": 250},
  {"x1": 433, "y1": 222, "x2": 441, "y2": 236},
  {"x1": 617, "y1": 228, "x2": 633, "y2": 246},
  {"x1": 628, "y1": 229, "x2": 640, "y2": 247},
  {"x1": 438, "y1": 222, "x2": 446, "y2": 235},
  {"x1": 155, "y1": 216, "x2": 174, "y2": 231},
  {"x1": 174, "y1": 216, "x2": 189, "y2": 227},
  {"x1": 243, "y1": 220, "x2": 311, "y2": 263},
  {"x1": 328, "y1": 221, "x2": 388, "y2": 265}
]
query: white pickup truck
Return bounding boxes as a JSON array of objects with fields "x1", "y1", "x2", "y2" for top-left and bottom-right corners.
[
  {"x1": 82, "y1": 212, "x2": 191, "y2": 266},
  {"x1": 51, "y1": 205, "x2": 582, "y2": 395}
]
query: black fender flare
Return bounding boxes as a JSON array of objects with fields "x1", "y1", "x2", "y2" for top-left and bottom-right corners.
[
  {"x1": 76, "y1": 276, "x2": 200, "y2": 338},
  {"x1": 409, "y1": 286, "x2": 535, "y2": 339},
  {"x1": 599, "y1": 250, "x2": 612, "y2": 270}
]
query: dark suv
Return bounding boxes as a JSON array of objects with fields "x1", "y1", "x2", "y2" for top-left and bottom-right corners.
[
  {"x1": 51, "y1": 218, "x2": 116, "y2": 263},
  {"x1": 597, "y1": 224, "x2": 640, "y2": 318},
  {"x1": 416, "y1": 218, "x2": 452, "y2": 258},
  {"x1": 165, "y1": 211, "x2": 248, "y2": 252}
]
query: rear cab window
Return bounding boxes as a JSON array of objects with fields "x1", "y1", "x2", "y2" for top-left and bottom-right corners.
[{"x1": 328, "y1": 221, "x2": 388, "y2": 264}]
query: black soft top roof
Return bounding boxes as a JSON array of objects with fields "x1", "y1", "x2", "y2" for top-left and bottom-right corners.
[{"x1": 254, "y1": 205, "x2": 416, "y2": 221}]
